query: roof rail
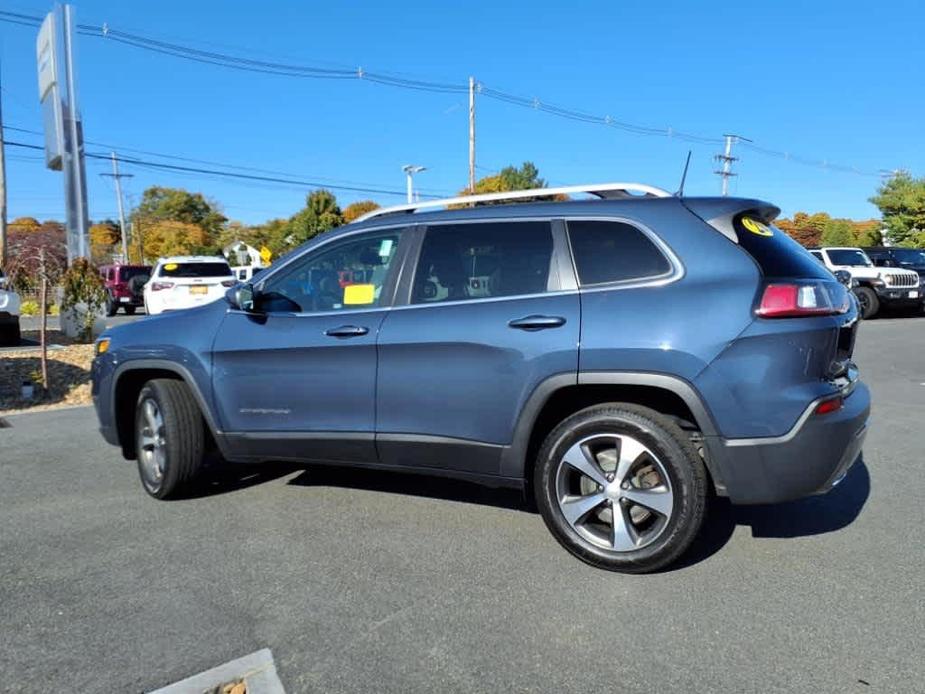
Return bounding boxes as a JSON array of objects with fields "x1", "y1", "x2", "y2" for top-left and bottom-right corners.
[{"x1": 355, "y1": 182, "x2": 671, "y2": 223}]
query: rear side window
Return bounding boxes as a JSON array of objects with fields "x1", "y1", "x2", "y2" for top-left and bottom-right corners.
[
  {"x1": 413, "y1": 221, "x2": 553, "y2": 303},
  {"x1": 734, "y1": 214, "x2": 830, "y2": 279},
  {"x1": 567, "y1": 220, "x2": 671, "y2": 285},
  {"x1": 159, "y1": 262, "x2": 232, "y2": 278}
]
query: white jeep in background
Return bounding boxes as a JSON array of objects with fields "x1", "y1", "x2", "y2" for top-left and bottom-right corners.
[
  {"x1": 0, "y1": 270, "x2": 22, "y2": 346},
  {"x1": 810, "y1": 246, "x2": 922, "y2": 319}
]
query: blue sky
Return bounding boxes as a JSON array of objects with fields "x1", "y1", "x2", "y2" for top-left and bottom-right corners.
[{"x1": 1, "y1": 0, "x2": 922, "y2": 225}]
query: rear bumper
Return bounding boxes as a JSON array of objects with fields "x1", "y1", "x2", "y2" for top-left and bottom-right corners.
[
  {"x1": 705, "y1": 381, "x2": 871, "y2": 504},
  {"x1": 0, "y1": 311, "x2": 19, "y2": 326}
]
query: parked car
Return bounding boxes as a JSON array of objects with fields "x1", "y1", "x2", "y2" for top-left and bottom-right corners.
[
  {"x1": 99, "y1": 264, "x2": 152, "y2": 316},
  {"x1": 863, "y1": 246, "x2": 925, "y2": 283},
  {"x1": 143, "y1": 256, "x2": 236, "y2": 315},
  {"x1": 92, "y1": 184, "x2": 870, "y2": 573},
  {"x1": 231, "y1": 265, "x2": 265, "y2": 282},
  {"x1": 809, "y1": 246, "x2": 921, "y2": 318},
  {"x1": 0, "y1": 270, "x2": 21, "y2": 346}
]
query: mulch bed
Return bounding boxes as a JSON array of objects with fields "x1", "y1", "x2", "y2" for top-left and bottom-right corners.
[{"x1": 0, "y1": 331, "x2": 95, "y2": 415}]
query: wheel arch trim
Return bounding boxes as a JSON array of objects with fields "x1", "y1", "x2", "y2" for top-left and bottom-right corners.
[
  {"x1": 111, "y1": 359, "x2": 230, "y2": 458},
  {"x1": 500, "y1": 371, "x2": 719, "y2": 479}
]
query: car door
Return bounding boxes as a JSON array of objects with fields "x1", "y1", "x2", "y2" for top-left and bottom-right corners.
[
  {"x1": 375, "y1": 219, "x2": 580, "y2": 476},
  {"x1": 211, "y1": 226, "x2": 410, "y2": 464}
]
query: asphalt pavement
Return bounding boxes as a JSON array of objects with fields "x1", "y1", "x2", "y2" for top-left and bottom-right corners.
[{"x1": 1, "y1": 317, "x2": 923, "y2": 692}]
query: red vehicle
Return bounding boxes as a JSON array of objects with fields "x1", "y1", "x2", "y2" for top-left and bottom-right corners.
[{"x1": 99, "y1": 264, "x2": 152, "y2": 316}]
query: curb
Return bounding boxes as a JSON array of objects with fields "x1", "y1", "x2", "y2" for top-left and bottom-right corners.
[{"x1": 149, "y1": 648, "x2": 285, "y2": 694}]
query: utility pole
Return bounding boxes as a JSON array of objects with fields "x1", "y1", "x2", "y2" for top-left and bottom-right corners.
[
  {"x1": 468, "y1": 76, "x2": 476, "y2": 193},
  {"x1": 0, "y1": 60, "x2": 7, "y2": 269},
  {"x1": 714, "y1": 134, "x2": 751, "y2": 196},
  {"x1": 402, "y1": 165, "x2": 426, "y2": 203},
  {"x1": 100, "y1": 152, "x2": 133, "y2": 262}
]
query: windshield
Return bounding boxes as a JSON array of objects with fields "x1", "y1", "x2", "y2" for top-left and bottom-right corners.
[
  {"x1": 826, "y1": 249, "x2": 872, "y2": 267},
  {"x1": 158, "y1": 262, "x2": 232, "y2": 278},
  {"x1": 891, "y1": 248, "x2": 925, "y2": 266}
]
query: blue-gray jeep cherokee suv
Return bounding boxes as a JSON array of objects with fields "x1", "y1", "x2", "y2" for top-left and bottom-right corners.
[{"x1": 91, "y1": 187, "x2": 870, "y2": 573}]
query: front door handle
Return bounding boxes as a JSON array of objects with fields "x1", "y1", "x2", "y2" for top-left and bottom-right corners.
[
  {"x1": 324, "y1": 325, "x2": 369, "y2": 338},
  {"x1": 508, "y1": 315, "x2": 567, "y2": 331}
]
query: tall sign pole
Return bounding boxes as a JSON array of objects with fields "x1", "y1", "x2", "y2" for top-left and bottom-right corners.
[
  {"x1": 0, "y1": 60, "x2": 8, "y2": 269},
  {"x1": 37, "y1": 4, "x2": 90, "y2": 263}
]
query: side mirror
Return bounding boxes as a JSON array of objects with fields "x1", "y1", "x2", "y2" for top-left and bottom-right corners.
[
  {"x1": 833, "y1": 270, "x2": 852, "y2": 288},
  {"x1": 229, "y1": 283, "x2": 257, "y2": 312}
]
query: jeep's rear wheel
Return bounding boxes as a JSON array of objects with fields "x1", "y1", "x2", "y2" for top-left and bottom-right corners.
[
  {"x1": 135, "y1": 379, "x2": 205, "y2": 499},
  {"x1": 535, "y1": 404, "x2": 707, "y2": 573},
  {"x1": 854, "y1": 286, "x2": 879, "y2": 319},
  {"x1": 105, "y1": 294, "x2": 118, "y2": 317}
]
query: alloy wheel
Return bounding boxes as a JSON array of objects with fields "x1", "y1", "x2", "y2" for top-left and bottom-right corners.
[
  {"x1": 554, "y1": 433, "x2": 675, "y2": 553},
  {"x1": 138, "y1": 398, "x2": 167, "y2": 491}
]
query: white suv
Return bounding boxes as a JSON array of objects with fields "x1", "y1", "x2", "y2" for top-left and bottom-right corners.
[
  {"x1": 143, "y1": 256, "x2": 236, "y2": 316},
  {"x1": 810, "y1": 247, "x2": 922, "y2": 319},
  {"x1": 0, "y1": 271, "x2": 22, "y2": 345}
]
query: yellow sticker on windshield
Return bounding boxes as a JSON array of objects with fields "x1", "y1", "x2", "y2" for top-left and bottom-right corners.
[
  {"x1": 742, "y1": 217, "x2": 774, "y2": 237},
  {"x1": 163, "y1": 263, "x2": 178, "y2": 271},
  {"x1": 343, "y1": 284, "x2": 375, "y2": 305}
]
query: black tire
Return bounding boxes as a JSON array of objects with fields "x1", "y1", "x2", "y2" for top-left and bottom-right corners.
[
  {"x1": 854, "y1": 286, "x2": 879, "y2": 320},
  {"x1": 134, "y1": 379, "x2": 206, "y2": 499},
  {"x1": 105, "y1": 293, "x2": 118, "y2": 317},
  {"x1": 534, "y1": 403, "x2": 707, "y2": 573},
  {"x1": 124, "y1": 305, "x2": 137, "y2": 315}
]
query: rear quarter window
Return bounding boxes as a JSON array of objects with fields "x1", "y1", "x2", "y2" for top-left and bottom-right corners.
[
  {"x1": 734, "y1": 214, "x2": 830, "y2": 279},
  {"x1": 567, "y1": 220, "x2": 672, "y2": 285}
]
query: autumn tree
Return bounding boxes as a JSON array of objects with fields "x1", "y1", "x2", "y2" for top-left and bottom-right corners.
[
  {"x1": 287, "y1": 189, "x2": 343, "y2": 245},
  {"x1": 6, "y1": 225, "x2": 68, "y2": 292},
  {"x1": 869, "y1": 171, "x2": 925, "y2": 246},
  {"x1": 133, "y1": 186, "x2": 227, "y2": 236},
  {"x1": 138, "y1": 220, "x2": 211, "y2": 260},
  {"x1": 9, "y1": 217, "x2": 41, "y2": 234},
  {"x1": 820, "y1": 219, "x2": 856, "y2": 246},
  {"x1": 456, "y1": 162, "x2": 564, "y2": 205},
  {"x1": 343, "y1": 200, "x2": 380, "y2": 224}
]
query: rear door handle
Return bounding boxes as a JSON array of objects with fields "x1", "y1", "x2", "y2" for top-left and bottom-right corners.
[
  {"x1": 324, "y1": 325, "x2": 369, "y2": 338},
  {"x1": 508, "y1": 315, "x2": 567, "y2": 331}
]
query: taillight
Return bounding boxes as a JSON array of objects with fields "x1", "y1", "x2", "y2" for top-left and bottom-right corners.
[
  {"x1": 221, "y1": 280, "x2": 236, "y2": 287},
  {"x1": 757, "y1": 281, "x2": 849, "y2": 318},
  {"x1": 150, "y1": 281, "x2": 175, "y2": 292}
]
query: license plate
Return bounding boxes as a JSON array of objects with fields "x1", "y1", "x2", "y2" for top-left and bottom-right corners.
[
  {"x1": 189, "y1": 285, "x2": 208, "y2": 295},
  {"x1": 909, "y1": 290, "x2": 919, "y2": 299}
]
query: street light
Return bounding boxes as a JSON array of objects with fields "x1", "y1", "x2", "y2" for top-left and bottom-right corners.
[{"x1": 402, "y1": 164, "x2": 426, "y2": 203}]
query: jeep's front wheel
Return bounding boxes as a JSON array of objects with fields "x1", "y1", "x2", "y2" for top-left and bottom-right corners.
[
  {"x1": 535, "y1": 404, "x2": 707, "y2": 573},
  {"x1": 135, "y1": 379, "x2": 205, "y2": 499},
  {"x1": 854, "y1": 286, "x2": 879, "y2": 319}
]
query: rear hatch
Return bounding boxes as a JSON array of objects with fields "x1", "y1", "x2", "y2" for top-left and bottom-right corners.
[
  {"x1": 153, "y1": 261, "x2": 235, "y2": 307},
  {"x1": 684, "y1": 199, "x2": 857, "y2": 382}
]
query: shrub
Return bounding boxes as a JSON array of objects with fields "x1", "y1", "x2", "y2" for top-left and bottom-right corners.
[
  {"x1": 60, "y1": 259, "x2": 107, "y2": 341},
  {"x1": 20, "y1": 300, "x2": 39, "y2": 316}
]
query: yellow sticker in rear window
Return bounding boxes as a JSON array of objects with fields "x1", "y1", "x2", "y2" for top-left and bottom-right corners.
[
  {"x1": 742, "y1": 217, "x2": 774, "y2": 237},
  {"x1": 163, "y1": 263, "x2": 178, "y2": 271},
  {"x1": 343, "y1": 284, "x2": 375, "y2": 305}
]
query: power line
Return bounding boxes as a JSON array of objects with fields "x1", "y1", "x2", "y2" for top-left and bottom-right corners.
[
  {"x1": 4, "y1": 140, "x2": 438, "y2": 198},
  {"x1": 0, "y1": 10, "x2": 889, "y2": 180}
]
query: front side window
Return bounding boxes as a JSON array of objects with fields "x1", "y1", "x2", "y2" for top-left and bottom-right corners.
[
  {"x1": 261, "y1": 231, "x2": 401, "y2": 313},
  {"x1": 412, "y1": 221, "x2": 554, "y2": 304},
  {"x1": 567, "y1": 220, "x2": 672, "y2": 285}
]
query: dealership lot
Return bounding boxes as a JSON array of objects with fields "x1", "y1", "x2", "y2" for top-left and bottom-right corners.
[{"x1": 1, "y1": 318, "x2": 923, "y2": 692}]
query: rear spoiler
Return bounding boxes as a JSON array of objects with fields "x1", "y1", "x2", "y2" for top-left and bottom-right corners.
[{"x1": 681, "y1": 197, "x2": 781, "y2": 243}]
